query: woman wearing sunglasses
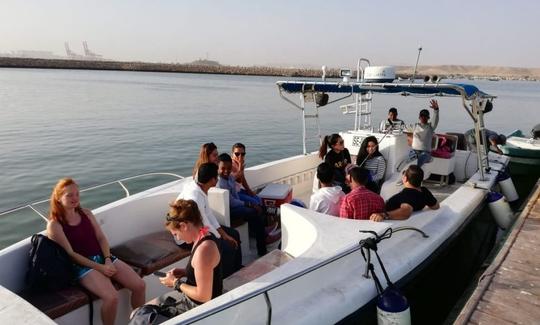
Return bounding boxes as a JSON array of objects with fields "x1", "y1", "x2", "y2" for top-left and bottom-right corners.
[{"x1": 319, "y1": 134, "x2": 352, "y2": 193}]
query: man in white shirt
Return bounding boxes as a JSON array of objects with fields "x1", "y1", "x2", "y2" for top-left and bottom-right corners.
[
  {"x1": 177, "y1": 162, "x2": 242, "y2": 277},
  {"x1": 309, "y1": 162, "x2": 345, "y2": 216}
]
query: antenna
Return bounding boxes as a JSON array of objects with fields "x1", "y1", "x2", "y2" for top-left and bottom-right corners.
[{"x1": 411, "y1": 46, "x2": 422, "y2": 83}]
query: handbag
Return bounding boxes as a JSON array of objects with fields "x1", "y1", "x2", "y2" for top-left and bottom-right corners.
[{"x1": 128, "y1": 296, "x2": 182, "y2": 325}]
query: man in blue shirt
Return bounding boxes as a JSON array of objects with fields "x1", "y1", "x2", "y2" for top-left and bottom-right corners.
[{"x1": 217, "y1": 153, "x2": 267, "y2": 257}]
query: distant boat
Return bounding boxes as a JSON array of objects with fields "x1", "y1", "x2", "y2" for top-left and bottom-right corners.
[
  {"x1": 488, "y1": 76, "x2": 501, "y2": 81},
  {"x1": 501, "y1": 127, "x2": 540, "y2": 173}
]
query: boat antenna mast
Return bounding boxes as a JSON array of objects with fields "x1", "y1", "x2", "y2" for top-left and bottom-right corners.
[{"x1": 410, "y1": 46, "x2": 422, "y2": 83}]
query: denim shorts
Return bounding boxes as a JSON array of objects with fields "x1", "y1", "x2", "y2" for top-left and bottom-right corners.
[{"x1": 73, "y1": 254, "x2": 118, "y2": 279}]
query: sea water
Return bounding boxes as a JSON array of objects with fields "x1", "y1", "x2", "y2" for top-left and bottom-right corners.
[{"x1": 1, "y1": 68, "x2": 539, "y2": 248}]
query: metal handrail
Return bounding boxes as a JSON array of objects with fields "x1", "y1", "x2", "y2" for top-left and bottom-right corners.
[
  {"x1": 177, "y1": 238, "x2": 367, "y2": 324},
  {"x1": 0, "y1": 172, "x2": 184, "y2": 221},
  {"x1": 179, "y1": 225, "x2": 429, "y2": 324}
]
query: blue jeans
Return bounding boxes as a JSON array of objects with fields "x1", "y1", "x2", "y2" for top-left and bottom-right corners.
[
  {"x1": 409, "y1": 150, "x2": 432, "y2": 168},
  {"x1": 231, "y1": 205, "x2": 267, "y2": 256},
  {"x1": 238, "y1": 190, "x2": 262, "y2": 206},
  {"x1": 219, "y1": 226, "x2": 242, "y2": 277}
]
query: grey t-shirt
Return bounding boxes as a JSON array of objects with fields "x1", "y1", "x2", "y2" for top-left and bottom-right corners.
[{"x1": 411, "y1": 109, "x2": 439, "y2": 152}]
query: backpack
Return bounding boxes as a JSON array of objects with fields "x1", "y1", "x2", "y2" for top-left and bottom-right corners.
[{"x1": 26, "y1": 234, "x2": 75, "y2": 291}]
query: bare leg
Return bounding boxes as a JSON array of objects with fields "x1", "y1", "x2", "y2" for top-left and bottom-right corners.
[
  {"x1": 79, "y1": 271, "x2": 118, "y2": 325},
  {"x1": 111, "y1": 260, "x2": 146, "y2": 308}
]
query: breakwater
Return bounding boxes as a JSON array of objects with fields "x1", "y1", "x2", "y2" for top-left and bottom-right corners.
[
  {"x1": 1, "y1": 57, "x2": 538, "y2": 80},
  {"x1": 0, "y1": 57, "x2": 332, "y2": 77}
]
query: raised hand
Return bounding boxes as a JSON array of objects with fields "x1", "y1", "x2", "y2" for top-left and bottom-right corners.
[{"x1": 429, "y1": 99, "x2": 439, "y2": 110}]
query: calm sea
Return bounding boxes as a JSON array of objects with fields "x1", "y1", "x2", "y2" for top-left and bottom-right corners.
[{"x1": 1, "y1": 68, "x2": 539, "y2": 248}]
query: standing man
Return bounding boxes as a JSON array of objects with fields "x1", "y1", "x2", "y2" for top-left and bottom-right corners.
[
  {"x1": 379, "y1": 107, "x2": 405, "y2": 132},
  {"x1": 410, "y1": 99, "x2": 440, "y2": 168}
]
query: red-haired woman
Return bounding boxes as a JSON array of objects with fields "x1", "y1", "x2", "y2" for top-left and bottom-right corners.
[{"x1": 46, "y1": 178, "x2": 145, "y2": 325}]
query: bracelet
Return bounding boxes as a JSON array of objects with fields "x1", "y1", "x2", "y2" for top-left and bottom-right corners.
[
  {"x1": 104, "y1": 255, "x2": 112, "y2": 260},
  {"x1": 174, "y1": 278, "x2": 186, "y2": 292}
]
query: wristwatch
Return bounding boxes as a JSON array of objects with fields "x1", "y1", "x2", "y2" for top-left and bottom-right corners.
[{"x1": 174, "y1": 278, "x2": 186, "y2": 292}]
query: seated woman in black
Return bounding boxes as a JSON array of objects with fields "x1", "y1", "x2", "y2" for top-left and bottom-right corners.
[
  {"x1": 370, "y1": 165, "x2": 439, "y2": 222},
  {"x1": 319, "y1": 133, "x2": 352, "y2": 193},
  {"x1": 134, "y1": 199, "x2": 222, "y2": 319}
]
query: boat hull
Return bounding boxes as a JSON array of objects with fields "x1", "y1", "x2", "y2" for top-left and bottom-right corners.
[{"x1": 338, "y1": 201, "x2": 497, "y2": 324}]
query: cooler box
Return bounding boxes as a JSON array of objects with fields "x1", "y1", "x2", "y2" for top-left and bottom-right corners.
[
  {"x1": 259, "y1": 183, "x2": 292, "y2": 247},
  {"x1": 259, "y1": 183, "x2": 293, "y2": 209}
]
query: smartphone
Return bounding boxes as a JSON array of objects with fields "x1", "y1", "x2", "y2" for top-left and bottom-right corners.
[{"x1": 153, "y1": 271, "x2": 167, "y2": 277}]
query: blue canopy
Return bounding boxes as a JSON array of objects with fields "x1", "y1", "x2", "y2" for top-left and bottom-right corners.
[{"x1": 276, "y1": 81, "x2": 494, "y2": 100}]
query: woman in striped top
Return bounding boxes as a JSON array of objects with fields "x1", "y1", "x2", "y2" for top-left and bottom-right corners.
[{"x1": 356, "y1": 136, "x2": 386, "y2": 193}]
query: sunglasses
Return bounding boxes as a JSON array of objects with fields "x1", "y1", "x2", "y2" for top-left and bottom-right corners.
[{"x1": 234, "y1": 152, "x2": 246, "y2": 157}]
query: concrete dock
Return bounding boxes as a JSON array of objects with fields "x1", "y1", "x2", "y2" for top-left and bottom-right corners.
[{"x1": 454, "y1": 179, "x2": 540, "y2": 324}]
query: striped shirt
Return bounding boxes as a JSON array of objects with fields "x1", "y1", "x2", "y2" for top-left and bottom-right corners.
[{"x1": 364, "y1": 156, "x2": 386, "y2": 183}]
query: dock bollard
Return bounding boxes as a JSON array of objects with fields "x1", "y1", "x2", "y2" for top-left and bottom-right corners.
[{"x1": 487, "y1": 192, "x2": 515, "y2": 230}]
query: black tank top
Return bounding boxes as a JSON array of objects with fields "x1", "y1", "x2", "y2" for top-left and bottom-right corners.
[{"x1": 185, "y1": 234, "x2": 222, "y2": 304}]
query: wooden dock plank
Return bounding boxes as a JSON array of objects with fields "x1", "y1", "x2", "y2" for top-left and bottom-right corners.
[
  {"x1": 478, "y1": 289, "x2": 540, "y2": 323},
  {"x1": 493, "y1": 267, "x2": 540, "y2": 296},
  {"x1": 470, "y1": 309, "x2": 514, "y2": 325},
  {"x1": 453, "y1": 179, "x2": 540, "y2": 325}
]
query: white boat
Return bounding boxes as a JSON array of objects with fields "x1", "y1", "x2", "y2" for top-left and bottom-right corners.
[{"x1": 0, "y1": 65, "x2": 512, "y2": 324}]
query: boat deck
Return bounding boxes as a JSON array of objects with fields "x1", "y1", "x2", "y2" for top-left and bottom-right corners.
[{"x1": 454, "y1": 178, "x2": 540, "y2": 324}]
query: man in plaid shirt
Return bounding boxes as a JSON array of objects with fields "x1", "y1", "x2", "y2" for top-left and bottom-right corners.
[{"x1": 339, "y1": 167, "x2": 385, "y2": 220}]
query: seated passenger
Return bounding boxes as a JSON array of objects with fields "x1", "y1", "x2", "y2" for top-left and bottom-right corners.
[
  {"x1": 464, "y1": 128, "x2": 506, "y2": 155},
  {"x1": 193, "y1": 142, "x2": 219, "y2": 177},
  {"x1": 178, "y1": 163, "x2": 242, "y2": 277},
  {"x1": 319, "y1": 133, "x2": 352, "y2": 193},
  {"x1": 47, "y1": 178, "x2": 145, "y2": 325},
  {"x1": 356, "y1": 136, "x2": 386, "y2": 193},
  {"x1": 410, "y1": 99, "x2": 440, "y2": 168},
  {"x1": 231, "y1": 143, "x2": 262, "y2": 206},
  {"x1": 370, "y1": 165, "x2": 440, "y2": 222},
  {"x1": 309, "y1": 162, "x2": 345, "y2": 216},
  {"x1": 134, "y1": 199, "x2": 222, "y2": 320},
  {"x1": 379, "y1": 107, "x2": 405, "y2": 132},
  {"x1": 339, "y1": 167, "x2": 384, "y2": 220},
  {"x1": 217, "y1": 153, "x2": 267, "y2": 257}
]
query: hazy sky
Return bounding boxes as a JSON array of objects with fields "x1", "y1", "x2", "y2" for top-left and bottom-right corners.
[{"x1": 1, "y1": 0, "x2": 538, "y2": 68}]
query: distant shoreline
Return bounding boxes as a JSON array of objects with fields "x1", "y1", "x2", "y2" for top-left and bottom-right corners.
[{"x1": 1, "y1": 57, "x2": 538, "y2": 81}]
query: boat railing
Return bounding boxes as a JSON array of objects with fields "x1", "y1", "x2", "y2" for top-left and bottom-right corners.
[
  {"x1": 178, "y1": 240, "x2": 366, "y2": 325},
  {"x1": 0, "y1": 172, "x2": 184, "y2": 222}
]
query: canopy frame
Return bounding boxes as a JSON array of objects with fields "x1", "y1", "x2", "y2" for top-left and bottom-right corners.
[{"x1": 277, "y1": 80, "x2": 497, "y2": 180}]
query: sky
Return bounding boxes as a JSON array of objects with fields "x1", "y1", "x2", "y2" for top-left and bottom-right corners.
[{"x1": 0, "y1": 0, "x2": 538, "y2": 68}]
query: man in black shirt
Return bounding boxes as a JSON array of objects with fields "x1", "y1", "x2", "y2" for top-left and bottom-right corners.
[{"x1": 370, "y1": 165, "x2": 439, "y2": 221}]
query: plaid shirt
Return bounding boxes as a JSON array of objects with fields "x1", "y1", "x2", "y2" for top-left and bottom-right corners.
[{"x1": 339, "y1": 186, "x2": 384, "y2": 220}]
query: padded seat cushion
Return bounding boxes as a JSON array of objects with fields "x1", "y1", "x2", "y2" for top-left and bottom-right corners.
[
  {"x1": 20, "y1": 286, "x2": 89, "y2": 319},
  {"x1": 111, "y1": 231, "x2": 190, "y2": 276}
]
